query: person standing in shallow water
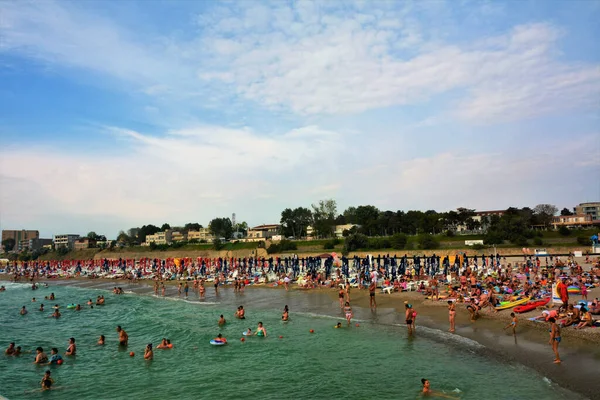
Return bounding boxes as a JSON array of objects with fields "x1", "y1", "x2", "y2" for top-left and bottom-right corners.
[
  {"x1": 116, "y1": 326, "x2": 128, "y2": 346},
  {"x1": 369, "y1": 281, "x2": 377, "y2": 310},
  {"x1": 405, "y1": 303, "x2": 414, "y2": 336},
  {"x1": 448, "y1": 301, "x2": 456, "y2": 333},
  {"x1": 548, "y1": 317, "x2": 561, "y2": 364}
]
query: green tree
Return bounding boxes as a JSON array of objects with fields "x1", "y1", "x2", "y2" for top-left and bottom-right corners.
[
  {"x1": 280, "y1": 207, "x2": 312, "y2": 238},
  {"x1": 183, "y1": 222, "x2": 202, "y2": 232},
  {"x1": 2, "y1": 238, "x2": 16, "y2": 252},
  {"x1": 391, "y1": 233, "x2": 408, "y2": 249},
  {"x1": 137, "y1": 225, "x2": 160, "y2": 243},
  {"x1": 560, "y1": 208, "x2": 573, "y2": 216},
  {"x1": 343, "y1": 233, "x2": 369, "y2": 252},
  {"x1": 160, "y1": 223, "x2": 171, "y2": 231},
  {"x1": 311, "y1": 199, "x2": 337, "y2": 238},
  {"x1": 558, "y1": 226, "x2": 571, "y2": 236},
  {"x1": 418, "y1": 234, "x2": 439, "y2": 249},
  {"x1": 209, "y1": 217, "x2": 233, "y2": 239},
  {"x1": 87, "y1": 231, "x2": 99, "y2": 240},
  {"x1": 533, "y1": 204, "x2": 558, "y2": 227},
  {"x1": 212, "y1": 237, "x2": 225, "y2": 251}
]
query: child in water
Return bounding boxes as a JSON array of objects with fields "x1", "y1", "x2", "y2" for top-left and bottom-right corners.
[{"x1": 504, "y1": 312, "x2": 518, "y2": 335}]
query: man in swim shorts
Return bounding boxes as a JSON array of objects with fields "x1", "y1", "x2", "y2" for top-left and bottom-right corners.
[
  {"x1": 116, "y1": 326, "x2": 128, "y2": 346},
  {"x1": 369, "y1": 281, "x2": 377, "y2": 310},
  {"x1": 405, "y1": 303, "x2": 413, "y2": 335}
]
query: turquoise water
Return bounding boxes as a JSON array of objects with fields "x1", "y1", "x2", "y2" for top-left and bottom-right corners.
[{"x1": 0, "y1": 281, "x2": 582, "y2": 400}]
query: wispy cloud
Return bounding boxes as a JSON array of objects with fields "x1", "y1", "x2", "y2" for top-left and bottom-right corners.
[{"x1": 2, "y1": 1, "x2": 598, "y2": 122}]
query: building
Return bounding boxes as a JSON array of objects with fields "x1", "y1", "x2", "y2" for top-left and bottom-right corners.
[
  {"x1": 145, "y1": 231, "x2": 173, "y2": 245},
  {"x1": 552, "y1": 214, "x2": 600, "y2": 229},
  {"x1": 171, "y1": 231, "x2": 188, "y2": 242},
  {"x1": 18, "y1": 238, "x2": 53, "y2": 252},
  {"x1": 306, "y1": 224, "x2": 359, "y2": 239},
  {"x1": 334, "y1": 224, "x2": 358, "y2": 238},
  {"x1": 74, "y1": 237, "x2": 97, "y2": 250},
  {"x1": 246, "y1": 224, "x2": 281, "y2": 240},
  {"x1": 575, "y1": 202, "x2": 600, "y2": 220},
  {"x1": 2, "y1": 229, "x2": 39, "y2": 246},
  {"x1": 187, "y1": 228, "x2": 214, "y2": 242},
  {"x1": 54, "y1": 234, "x2": 80, "y2": 249}
]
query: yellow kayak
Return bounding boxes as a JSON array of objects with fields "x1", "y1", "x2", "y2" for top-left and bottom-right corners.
[{"x1": 495, "y1": 297, "x2": 531, "y2": 311}]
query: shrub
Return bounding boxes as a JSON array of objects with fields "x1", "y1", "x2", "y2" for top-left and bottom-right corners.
[
  {"x1": 418, "y1": 234, "x2": 440, "y2": 250},
  {"x1": 471, "y1": 243, "x2": 486, "y2": 250},
  {"x1": 536, "y1": 231, "x2": 543, "y2": 237},
  {"x1": 279, "y1": 239, "x2": 297, "y2": 251},
  {"x1": 57, "y1": 246, "x2": 70, "y2": 256},
  {"x1": 212, "y1": 238, "x2": 224, "y2": 251},
  {"x1": 343, "y1": 233, "x2": 369, "y2": 252},
  {"x1": 533, "y1": 237, "x2": 543, "y2": 246},
  {"x1": 513, "y1": 236, "x2": 528, "y2": 247},
  {"x1": 149, "y1": 242, "x2": 157, "y2": 250},
  {"x1": 257, "y1": 240, "x2": 266, "y2": 248},
  {"x1": 445, "y1": 230, "x2": 455, "y2": 237},
  {"x1": 483, "y1": 232, "x2": 504, "y2": 245},
  {"x1": 523, "y1": 230, "x2": 535, "y2": 239},
  {"x1": 368, "y1": 237, "x2": 391, "y2": 249},
  {"x1": 391, "y1": 233, "x2": 408, "y2": 250},
  {"x1": 558, "y1": 226, "x2": 571, "y2": 237},
  {"x1": 266, "y1": 243, "x2": 280, "y2": 254},
  {"x1": 577, "y1": 236, "x2": 590, "y2": 246},
  {"x1": 323, "y1": 238, "x2": 341, "y2": 250},
  {"x1": 188, "y1": 239, "x2": 199, "y2": 244}
]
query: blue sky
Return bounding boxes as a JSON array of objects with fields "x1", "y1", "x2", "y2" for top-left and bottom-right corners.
[{"x1": 0, "y1": 0, "x2": 599, "y2": 239}]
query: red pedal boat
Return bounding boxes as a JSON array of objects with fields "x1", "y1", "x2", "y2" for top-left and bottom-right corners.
[{"x1": 513, "y1": 297, "x2": 550, "y2": 313}]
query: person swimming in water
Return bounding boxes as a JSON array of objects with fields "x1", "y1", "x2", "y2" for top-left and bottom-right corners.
[
  {"x1": 98, "y1": 335, "x2": 105, "y2": 345},
  {"x1": 245, "y1": 328, "x2": 253, "y2": 336},
  {"x1": 421, "y1": 378, "x2": 458, "y2": 399},
  {"x1": 20, "y1": 306, "x2": 28, "y2": 315},
  {"x1": 282, "y1": 305, "x2": 289, "y2": 321},
  {"x1": 235, "y1": 306, "x2": 245, "y2": 319},
  {"x1": 65, "y1": 338, "x2": 76, "y2": 356},
  {"x1": 334, "y1": 322, "x2": 342, "y2": 328},
  {"x1": 34, "y1": 347, "x2": 48, "y2": 364},
  {"x1": 41, "y1": 370, "x2": 54, "y2": 391},
  {"x1": 144, "y1": 343, "x2": 153, "y2": 360},
  {"x1": 116, "y1": 326, "x2": 128, "y2": 346},
  {"x1": 47, "y1": 348, "x2": 62, "y2": 365},
  {"x1": 39, "y1": 303, "x2": 44, "y2": 312},
  {"x1": 5, "y1": 342, "x2": 16, "y2": 355},
  {"x1": 213, "y1": 333, "x2": 227, "y2": 344},
  {"x1": 255, "y1": 322, "x2": 267, "y2": 337},
  {"x1": 218, "y1": 315, "x2": 226, "y2": 326},
  {"x1": 157, "y1": 338, "x2": 173, "y2": 349}
]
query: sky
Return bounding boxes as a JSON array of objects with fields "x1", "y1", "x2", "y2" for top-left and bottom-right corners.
[{"x1": 0, "y1": 0, "x2": 599, "y2": 239}]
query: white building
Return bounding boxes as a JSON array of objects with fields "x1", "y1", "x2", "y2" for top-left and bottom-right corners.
[{"x1": 54, "y1": 234, "x2": 80, "y2": 249}]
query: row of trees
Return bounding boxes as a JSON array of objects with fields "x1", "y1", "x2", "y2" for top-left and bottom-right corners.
[{"x1": 280, "y1": 200, "x2": 561, "y2": 239}]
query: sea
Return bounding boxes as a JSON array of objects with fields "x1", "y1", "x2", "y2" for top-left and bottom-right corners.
[{"x1": 0, "y1": 280, "x2": 587, "y2": 400}]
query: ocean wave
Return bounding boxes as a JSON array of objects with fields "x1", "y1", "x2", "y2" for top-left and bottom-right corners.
[
  {"x1": 295, "y1": 311, "x2": 367, "y2": 322},
  {"x1": 392, "y1": 324, "x2": 485, "y2": 350}
]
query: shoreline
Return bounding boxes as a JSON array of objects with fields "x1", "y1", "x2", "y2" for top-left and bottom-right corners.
[{"x1": 3, "y1": 275, "x2": 599, "y2": 399}]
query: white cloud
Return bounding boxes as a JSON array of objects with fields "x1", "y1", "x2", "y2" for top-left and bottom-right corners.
[
  {"x1": 198, "y1": 19, "x2": 600, "y2": 121},
  {"x1": 0, "y1": 124, "x2": 344, "y2": 235},
  {"x1": 2, "y1": 1, "x2": 597, "y2": 123}
]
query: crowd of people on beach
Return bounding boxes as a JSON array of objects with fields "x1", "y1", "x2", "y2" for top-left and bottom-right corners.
[{"x1": 2, "y1": 252, "x2": 599, "y2": 394}]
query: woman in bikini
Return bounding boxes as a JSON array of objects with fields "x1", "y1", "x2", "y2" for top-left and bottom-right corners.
[
  {"x1": 344, "y1": 302, "x2": 353, "y2": 326},
  {"x1": 448, "y1": 301, "x2": 456, "y2": 333},
  {"x1": 65, "y1": 338, "x2": 76, "y2": 356},
  {"x1": 338, "y1": 288, "x2": 345, "y2": 308}
]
